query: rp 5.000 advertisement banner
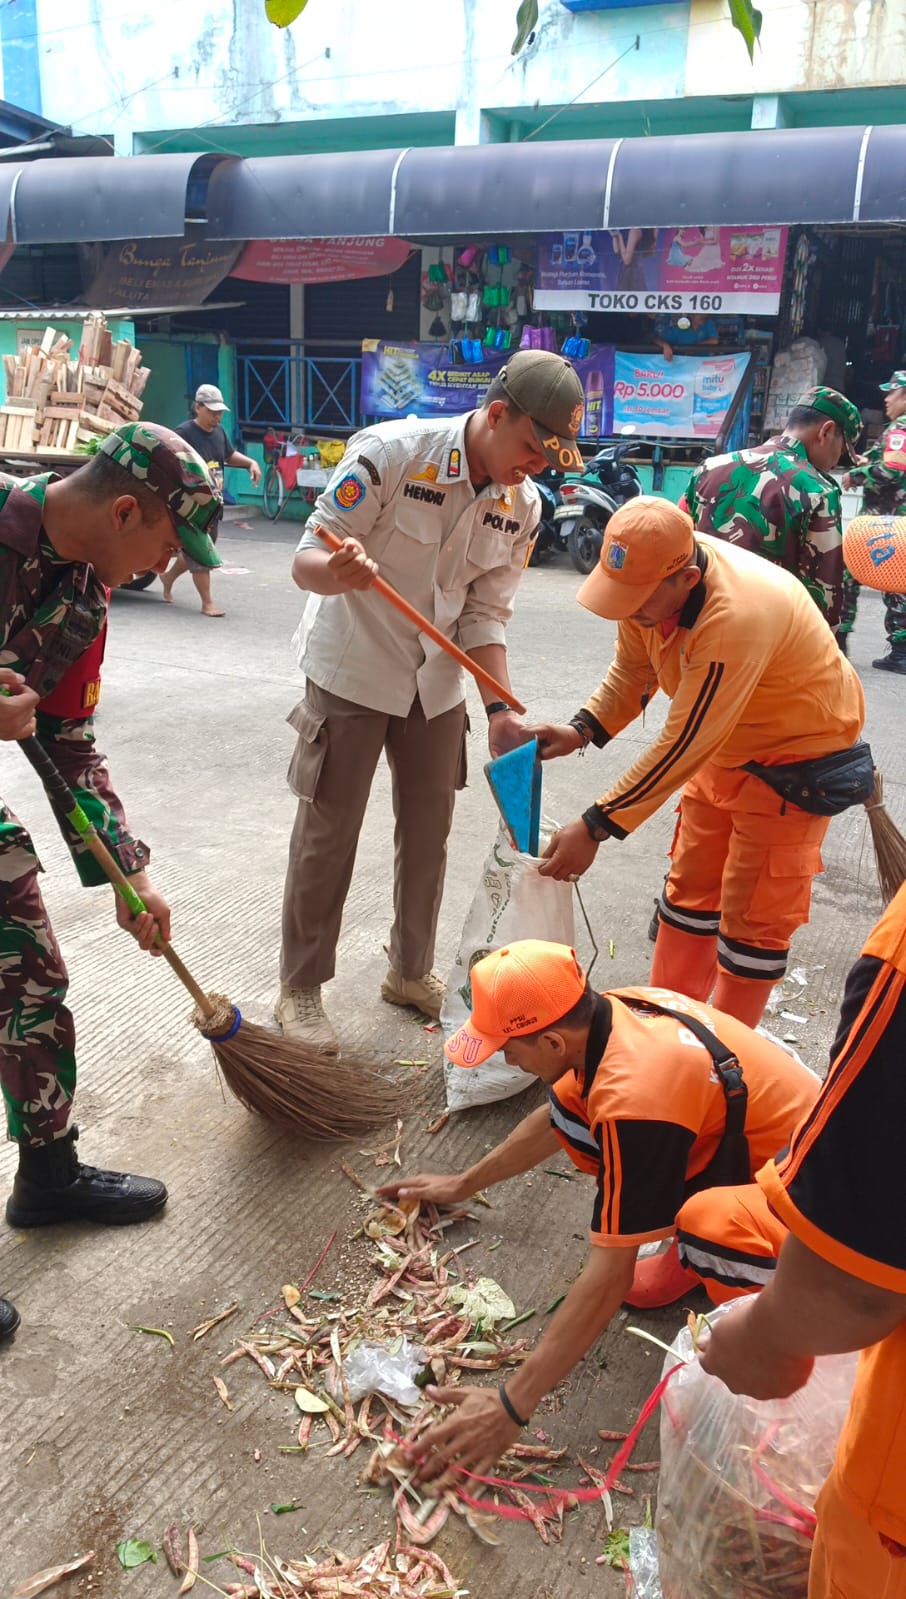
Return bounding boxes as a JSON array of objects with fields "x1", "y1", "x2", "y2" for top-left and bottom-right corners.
[
  {"x1": 613, "y1": 351, "x2": 751, "y2": 439},
  {"x1": 534, "y1": 227, "x2": 788, "y2": 316},
  {"x1": 362, "y1": 341, "x2": 747, "y2": 441}
]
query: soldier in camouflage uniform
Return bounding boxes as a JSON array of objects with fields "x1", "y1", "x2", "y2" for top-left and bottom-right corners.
[
  {"x1": 684, "y1": 386, "x2": 861, "y2": 639},
  {"x1": 843, "y1": 370, "x2": 906, "y2": 675},
  {"x1": 0, "y1": 421, "x2": 221, "y2": 1342}
]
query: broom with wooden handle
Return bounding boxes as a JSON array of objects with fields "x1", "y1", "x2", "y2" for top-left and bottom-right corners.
[
  {"x1": 865, "y1": 767, "x2": 906, "y2": 905},
  {"x1": 315, "y1": 526, "x2": 526, "y2": 713},
  {"x1": 16, "y1": 734, "x2": 402, "y2": 1140}
]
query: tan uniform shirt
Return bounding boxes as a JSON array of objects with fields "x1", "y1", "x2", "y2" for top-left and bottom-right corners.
[{"x1": 297, "y1": 414, "x2": 540, "y2": 719}]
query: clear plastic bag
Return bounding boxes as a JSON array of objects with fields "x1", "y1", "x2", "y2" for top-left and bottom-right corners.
[
  {"x1": 342, "y1": 1337, "x2": 426, "y2": 1406},
  {"x1": 656, "y1": 1304, "x2": 857, "y2": 1599},
  {"x1": 628, "y1": 1527, "x2": 663, "y2": 1599},
  {"x1": 441, "y1": 824, "x2": 575, "y2": 1110}
]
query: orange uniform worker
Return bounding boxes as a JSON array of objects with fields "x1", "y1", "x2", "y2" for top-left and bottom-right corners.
[
  {"x1": 533, "y1": 496, "x2": 866, "y2": 1028},
  {"x1": 378, "y1": 939, "x2": 818, "y2": 1484},
  {"x1": 699, "y1": 516, "x2": 906, "y2": 1599}
]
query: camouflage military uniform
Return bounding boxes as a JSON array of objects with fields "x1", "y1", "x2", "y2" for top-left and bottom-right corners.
[
  {"x1": 0, "y1": 475, "x2": 149, "y2": 1145},
  {"x1": 685, "y1": 435, "x2": 844, "y2": 629},
  {"x1": 845, "y1": 425, "x2": 906, "y2": 644}
]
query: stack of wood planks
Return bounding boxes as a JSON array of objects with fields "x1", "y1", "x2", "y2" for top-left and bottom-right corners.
[{"x1": 0, "y1": 314, "x2": 151, "y2": 454}]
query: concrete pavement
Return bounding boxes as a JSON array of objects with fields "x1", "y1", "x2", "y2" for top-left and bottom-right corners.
[{"x1": 1, "y1": 511, "x2": 902, "y2": 1596}]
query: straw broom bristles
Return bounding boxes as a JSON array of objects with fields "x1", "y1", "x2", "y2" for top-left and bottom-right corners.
[
  {"x1": 865, "y1": 768, "x2": 906, "y2": 904},
  {"x1": 193, "y1": 994, "x2": 403, "y2": 1139},
  {"x1": 15, "y1": 737, "x2": 403, "y2": 1143}
]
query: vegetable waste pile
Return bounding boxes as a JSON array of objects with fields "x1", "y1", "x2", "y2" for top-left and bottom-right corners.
[{"x1": 218, "y1": 1174, "x2": 594, "y2": 1552}]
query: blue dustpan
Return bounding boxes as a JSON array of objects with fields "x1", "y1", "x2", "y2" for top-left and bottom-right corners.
[{"x1": 484, "y1": 738, "x2": 542, "y2": 855}]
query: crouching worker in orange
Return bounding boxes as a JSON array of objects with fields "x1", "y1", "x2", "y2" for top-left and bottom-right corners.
[
  {"x1": 377, "y1": 938, "x2": 817, "y2": 1484},
  {"x1": 531, "y1": 497, "x2": 867, "y2": 1028}
]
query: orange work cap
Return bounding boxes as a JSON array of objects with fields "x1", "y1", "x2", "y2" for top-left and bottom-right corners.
[
  {"x1": 445, "y1": 940, "x2": 587, "y2": 1069},
  {"x1": 843, "y1": 515, "x2": 906, "y2": 595},
  {"x1": 577, "y1": 495, "x2": 695, "y2": 621}
]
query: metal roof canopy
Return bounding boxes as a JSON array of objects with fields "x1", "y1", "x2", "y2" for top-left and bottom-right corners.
[
  {"x1": 9, "y1": 153, "x2": 228, "y2": 244},
  {"x1": 203, "y1": 124, "x2": 906, "y2": 237},
  {"x1": 0, "y1": 126, "x2": 902, "y2": 247},
  {"x1": 205, "y1": 150, "x2": 408, "y2": 240}
]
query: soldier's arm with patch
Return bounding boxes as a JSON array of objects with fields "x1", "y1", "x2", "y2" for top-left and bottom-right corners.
[
  {"x1": 846, "y1": 440, "x2": 904, "y2": 494},
  {"x1": 800, "y1": 482, "x2": 844, "y2": 628},
  {"x1": 34, "y1": 710, "x2": 151, "y2": 888},
  {"x1": 292, "y1": 435, "x2": 391, "y2": 595},
  {"x1": 583, "y1": 643, "x2": 763, "y2": 838}
]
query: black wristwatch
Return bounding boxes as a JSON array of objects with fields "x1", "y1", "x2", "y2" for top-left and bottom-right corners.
[{"x1": 484, "y1": 700, "x2": 510, "y2": 719}]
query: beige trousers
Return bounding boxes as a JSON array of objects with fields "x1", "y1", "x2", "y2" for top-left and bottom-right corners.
[{"x1": 280, "y1": 682, "x2": 468, "y2": 989}]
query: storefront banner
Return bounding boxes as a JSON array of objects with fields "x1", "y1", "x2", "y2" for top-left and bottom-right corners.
[
  {"x1": 232, "y1": 237, "x2": 413, "y2": 284},
  {"x1": 613, "y1": 350, "x2": 751, "y2": 439},
  {"x1": 534, "y1": 226, "x2": 788, "y2": 315},
  {"x1": 361, "y1": 340, "x2": 616, "y2": 435},
  {"x1": 79, "y1": 238, "x2": 243, "y2": 308}
]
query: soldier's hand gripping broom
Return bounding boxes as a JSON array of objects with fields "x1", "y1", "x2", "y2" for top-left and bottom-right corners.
[{"x1": 16, "y1": 734, "x2": 402, "y2": 1140}]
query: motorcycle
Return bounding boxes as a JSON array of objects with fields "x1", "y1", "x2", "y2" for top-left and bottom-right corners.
[
  {"x1": 527, "y1": 468, "x2": 564, "y2": 565},
  {"x1": 553, "y1": 442, "x2": 643, "y2": 575}
]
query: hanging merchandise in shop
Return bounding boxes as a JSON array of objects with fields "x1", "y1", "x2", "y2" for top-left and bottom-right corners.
[
  {"x1": 231, "y1": 236, "x2": 413, "y2": 284},
  {"x1": 535, "y1": 227, "x2": 789, "y2": 315},
  {"x1": 361, "y1": 340, "x2": 749, "y2": 443}
]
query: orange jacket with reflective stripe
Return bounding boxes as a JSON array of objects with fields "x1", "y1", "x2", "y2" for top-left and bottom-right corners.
[{"x1": 583, "y1": 535, "x2": 864, "y2": 836}]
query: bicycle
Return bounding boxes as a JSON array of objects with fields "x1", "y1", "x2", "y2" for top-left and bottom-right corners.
[{"x1": 261, "y1": 430, "x2": 326, "y2": 522}]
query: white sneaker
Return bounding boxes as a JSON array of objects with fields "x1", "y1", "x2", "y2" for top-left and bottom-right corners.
[
  {"x1": 274, "y1": 985, "x2": 339, "y2": 1057},
  {"x1": 380, "y1": 966, "x2": 446, "y2": 1020}
]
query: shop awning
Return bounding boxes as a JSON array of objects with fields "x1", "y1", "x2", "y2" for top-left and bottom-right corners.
[
  {"x1": 0, "y1": 125, "x2": 903, "y2": 247},
  {"x1": 205, "y1": 150, "x2": 410, "y2": 240},
  {"x1": 9, "y1": 153, "x2": 228, "y2": 244},
  {"x1": 203, "y1": 124, "x2": 906, "y2": 238}
]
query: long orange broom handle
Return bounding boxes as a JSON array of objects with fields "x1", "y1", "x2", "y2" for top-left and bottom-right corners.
[{"x1": 315, "y1": 526, "x2": 526, "y2": 715}]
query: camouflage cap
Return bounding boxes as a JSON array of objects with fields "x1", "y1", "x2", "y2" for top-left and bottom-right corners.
[
  {"x1": 796, "y1": 386, "x2": 862, "y2": 463},
  {"x1": 880, "y1": 370, "x2": 906, "y2": 393},
  {"x1": 100, "y1": 420, "x2": 223, "y2": 568}
]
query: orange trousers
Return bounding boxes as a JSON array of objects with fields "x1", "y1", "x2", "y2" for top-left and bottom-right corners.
[
  {"x1": 675, "y1": 1179, "x2": 788, "y2": 1304},
  {"x1": 651, "y1": 762, "x2": 830, "y2": 1022},
  {"x1": 809, "y1": 1469, "x2": 906, "y2": 1599}
]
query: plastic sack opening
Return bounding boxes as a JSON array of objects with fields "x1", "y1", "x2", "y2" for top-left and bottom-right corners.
[
  {"x1": 441, "y1": 823, "x2": 576, "y2": 1112},
  {"x1": 655, "y1": 1301, "x2": 857, "y2": 1599}
]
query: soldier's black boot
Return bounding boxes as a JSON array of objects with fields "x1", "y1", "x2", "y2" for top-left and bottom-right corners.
[
  {"x1": 872, "y1": 642, "x2": 906, "y2": 675},
  {"x1": 0, "y1": 1296, "x2": 20, "y2": 1341},
  {"x1": 6, "y1": 1126, "x2": 167, "y2": 1228}
]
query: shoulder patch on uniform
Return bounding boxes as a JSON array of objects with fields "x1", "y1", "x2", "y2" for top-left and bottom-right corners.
[
  {"x1": 446, "y1": 447, "x2": 462, "y2": 480},
  {"x1": 357, "y1": 455, "x2": 381, "y2": 486},
  {"x1": 333, "y1": 473, "x2": 366, "y2": 511}
]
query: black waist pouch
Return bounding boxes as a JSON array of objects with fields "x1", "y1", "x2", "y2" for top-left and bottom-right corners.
[{"x1": 743, "y1": 739, "x2": 874, "y2": 816}]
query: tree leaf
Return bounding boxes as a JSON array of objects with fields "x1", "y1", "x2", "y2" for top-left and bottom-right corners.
[
  {"x1": 511, "y1": 0, "x2": 539, "y2": 56},
  {"x1": 727, "y1": 0, "x2": 763, "y2": 61},
  {"x1": 294, "y1": 1385, "x2": 330, "y2": 1413},
  {"x1": 265, "y1": 0, "x2": 310, "y2": 25},
  {"x1": 115, "y1": 1540, "x2": 157, "y2": 1570}
]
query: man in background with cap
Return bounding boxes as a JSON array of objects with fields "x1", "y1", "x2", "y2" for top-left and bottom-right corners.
[
  {"x1": 683, "y1": 385, "x2": 859, "y2": 639},
  {"x1": 0, "y1": 421, "x2": 222, "y2": 1343},
  {"x1": 530, "y1": 495, "x2": 864, "y2": 1029},
  {"x1": 378, "y1": 937, "x2": 818, "y2": 1482},
  {"x1": 162, "y1": 383, "x2": 261, "y2": 617},
  {"x1": 843, "y1": 369, "x2": 906, "y2": 674},
  {"x1": 276, "y1": 350, "x2": 583, "y2": 1057}
]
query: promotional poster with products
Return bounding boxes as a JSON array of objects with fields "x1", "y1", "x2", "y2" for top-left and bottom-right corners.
[
  {"x1": 534, "y1": 226, "x2": 788, "y2": 315},
  {"x1": 361, "y1": 341, "x2": 749, "y2": 441}
]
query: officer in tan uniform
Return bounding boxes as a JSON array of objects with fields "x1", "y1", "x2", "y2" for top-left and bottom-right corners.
[{"x1": 276, "y1": 351, "x2": 585, "y2": 1056}]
